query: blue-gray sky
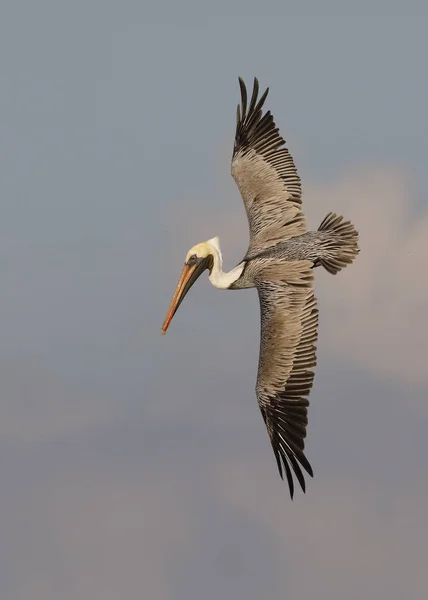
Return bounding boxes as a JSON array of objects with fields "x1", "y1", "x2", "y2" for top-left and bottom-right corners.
[{"x1": 2, "y1": 3, "x2": 428, "y2": 599}]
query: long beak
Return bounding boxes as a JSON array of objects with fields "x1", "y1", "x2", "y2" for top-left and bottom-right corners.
[{"x1": 161, "y1": 257, "x2": 211, "y2": 334}]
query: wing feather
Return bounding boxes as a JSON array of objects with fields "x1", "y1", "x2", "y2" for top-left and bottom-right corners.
[
  {"x1": 231, "y1": 77, "x2": 306, "y2": 257},
  {"x1": 256, "y1": 267, "x2": 319, "y2": 498}
]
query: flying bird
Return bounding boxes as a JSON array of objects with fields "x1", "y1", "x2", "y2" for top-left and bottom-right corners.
[{"x1": 161, "y1": 77, "x2": 359, "y2": 498}]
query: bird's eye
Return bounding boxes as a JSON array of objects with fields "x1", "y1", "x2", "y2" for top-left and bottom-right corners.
[{"x1": 187, "y1": 254, "x2": 198, "y2": 264}]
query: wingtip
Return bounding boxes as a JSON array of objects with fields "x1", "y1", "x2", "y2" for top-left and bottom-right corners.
[{"x1": 238, "y1": 76, "x2": 262, "y2": 86}]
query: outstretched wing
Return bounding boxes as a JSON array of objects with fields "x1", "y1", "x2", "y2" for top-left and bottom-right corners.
[
  {"x1": 231, "y1": 77, "x2": 306, "y2": 258},
  {"x1": 256, "y1": 263, "x2": 318, "y2": 498}
]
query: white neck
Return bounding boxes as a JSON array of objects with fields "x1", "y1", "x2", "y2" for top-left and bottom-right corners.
[{"x1": 207, "y1": 237, "x2": 244, "y2": 289}]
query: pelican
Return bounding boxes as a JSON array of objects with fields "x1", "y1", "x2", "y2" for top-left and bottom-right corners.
[{"x1": 161, "y1": 78, "x2": 359, "y2": 498}]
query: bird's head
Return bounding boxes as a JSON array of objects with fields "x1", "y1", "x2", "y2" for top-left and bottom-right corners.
[{"x1": 161, "y1": 237, "x2": 220, "y2": 334}]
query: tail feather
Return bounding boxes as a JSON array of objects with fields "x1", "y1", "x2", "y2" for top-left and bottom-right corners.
[{"x1": 317, "y1": 213, "x2": 359, "y2": 275}]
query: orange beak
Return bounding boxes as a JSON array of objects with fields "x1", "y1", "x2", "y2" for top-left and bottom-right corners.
[
  {"x1": 161, "y1": 263, "x2": 197, "y2": 334},
  {"x1": 161, "y1": 256, "x2": 212, "y2": 335}
]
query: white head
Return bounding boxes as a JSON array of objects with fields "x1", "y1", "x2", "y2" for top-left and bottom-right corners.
[{"x1": 184, "y1": 236, "x2": 222, "y2": 264}]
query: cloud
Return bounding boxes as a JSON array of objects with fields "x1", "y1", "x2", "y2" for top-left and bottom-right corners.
[
  {"x1": 164, "y1": 165, "x2": 428, "y2": 387},
  {"x1": 4, "y1": 472, "x2": 193, "y2": 600},
  {"x1": 0, "y1": 358, "x2": 119, "y2": 441},
  {"x1": 5, "y1": 454, "x2": 428, "y2": 600},
  {"x1": 304, "y1": 166, "x2": 428, "y2": 387},
  {"x1": 214, "y1": 458, "x2": 428, "y2": 600}
]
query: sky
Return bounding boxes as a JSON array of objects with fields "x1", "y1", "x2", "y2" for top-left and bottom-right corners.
[{"x1": 1, "y1": 3, "x2": 428, "y2": 599}]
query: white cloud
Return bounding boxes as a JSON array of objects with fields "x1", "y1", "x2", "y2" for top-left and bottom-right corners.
[
  {"x1": 304, "y1": 166, "x2": 428, "y2": 386},
  {"x1": 214, "y1": 458, "x2": 428, "y2": 600},
  {"x1": 5, "y1": 473, "x2": 193, "y2": 600},
  {"x1": 0, "y1": 358, "x2": 118, "y2": 441},
  {"x1": 164, "y1": 165, "x2": 428, "y2": 387}
]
